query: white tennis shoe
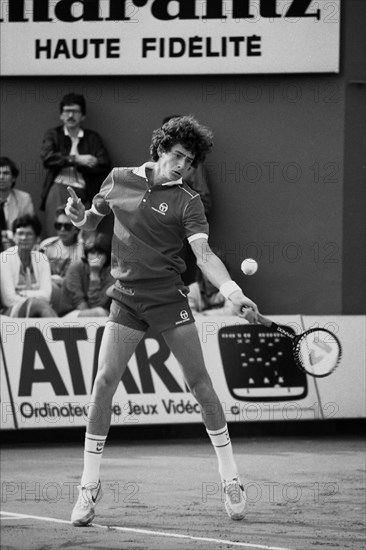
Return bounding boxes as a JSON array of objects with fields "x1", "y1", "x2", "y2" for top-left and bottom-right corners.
[
  {"x1": 223, "y1": 476, "x2": 246, "y2": 520},
  {"x1": 71, "y1": 481, "x2": 102, "y2": 526}
]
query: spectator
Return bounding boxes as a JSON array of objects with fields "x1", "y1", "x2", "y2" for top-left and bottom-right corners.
[
  {"x1": 0, "y1": 156, "x2": 35, "y2": 252},
  {"x1": 162, "y1": 115, "x2": 213, "y2": 286},
  {"x1": 40, "y1": 93, "x2": 111, "y2": 237},
  {"x1": 0, "y1": 214, "x2": 57, "y2": 317},
  {"x1": 60, "y1": 233, "x2": 114, "y2": 317},
  {"x1": 39, "y1": 206, "x2": 85, "y2": 313}
]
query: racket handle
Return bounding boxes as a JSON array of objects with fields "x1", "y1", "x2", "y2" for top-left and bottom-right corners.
[
  {"x1": 241, "y1": 307, "x2": 295, "y2": 338},
  {"x1": 259, "y1": 315, "x2": 296, "y2": 339},
  {"x1": 257, "y1": 313, "x2": 273, "y2": 327},
  {"x1": 240, "y1": 307, "x2": 272, "y2": 327}
]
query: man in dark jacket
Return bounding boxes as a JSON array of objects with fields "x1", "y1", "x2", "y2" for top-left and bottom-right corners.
[{"x1": 40, "y1": 93, "x2": 110, "y2": 236}]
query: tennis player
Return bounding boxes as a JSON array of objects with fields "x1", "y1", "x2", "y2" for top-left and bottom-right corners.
[{"x1": 66, "y1": 115, "x2": 259, "y2": 526}]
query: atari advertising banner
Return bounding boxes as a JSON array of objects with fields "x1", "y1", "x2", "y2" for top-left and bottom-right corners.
[
  {"x1": 1, "y1": 314, "x2": 365, "y2": 430},
  {"x1": 0, "y1": 0, "x2": 340, "y2": 75}
]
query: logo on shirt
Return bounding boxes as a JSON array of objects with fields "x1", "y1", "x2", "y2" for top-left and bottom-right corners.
[{"x1": 151, "y1": 202, "x2": 169, "y2": 216}]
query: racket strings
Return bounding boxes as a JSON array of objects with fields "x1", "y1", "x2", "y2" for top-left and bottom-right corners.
[{"x1": 294, "y1": 329, "x2": 342, "y2": 377}]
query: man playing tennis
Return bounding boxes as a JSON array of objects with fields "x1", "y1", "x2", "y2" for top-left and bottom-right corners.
[{"x1": 66, "y1": 115, "x2": 259, "y2": 526}]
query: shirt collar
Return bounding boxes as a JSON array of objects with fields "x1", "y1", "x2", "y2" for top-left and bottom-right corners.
[
  {"x1": 63, "y1": 126, "x2": 84, "y2": 139},
  {"x1": 133, "y1": 163, "x2": 183, "y2": 186},
  {"x1": 0, "y1": 189, "x2": 14, "y2": 205}
]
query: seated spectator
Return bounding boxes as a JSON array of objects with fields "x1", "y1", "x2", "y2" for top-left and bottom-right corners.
[
  {"x1": 0, "y1": 156, "x2": 35, "y2": 252},
  {"x1": 39, "y1": 206, "x2": 84, "y2": 313},
  {"x1": 60, "y1": 233, "x2": 114, "y2": 317},
  {"x1": 0, "y1": 214, "x2": 57, "y2": 317}
]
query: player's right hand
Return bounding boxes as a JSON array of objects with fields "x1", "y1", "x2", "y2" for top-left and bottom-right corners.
[{"x1": 65, "y1": 186, "x2": 85, "y2": 223}]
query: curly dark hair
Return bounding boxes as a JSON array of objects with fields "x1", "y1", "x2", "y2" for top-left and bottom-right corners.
[{"x1": 150, "y1": 115, "x2": 213, "y2": 167}]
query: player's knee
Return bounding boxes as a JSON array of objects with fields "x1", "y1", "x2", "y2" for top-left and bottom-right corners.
[
  {"x1": 94, "y1": 367, "x2": 120, "y2": 393},
  {"x1": 189, "y1": 375, "x2": 213, "y2": 402}
]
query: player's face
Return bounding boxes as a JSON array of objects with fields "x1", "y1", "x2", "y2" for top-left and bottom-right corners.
[
  {"x1": 158, "y1": 144, "x2": 195, "y2": 181},
  {"x1": 60, "y1": 103, "x2": 84, "y2": 130}
]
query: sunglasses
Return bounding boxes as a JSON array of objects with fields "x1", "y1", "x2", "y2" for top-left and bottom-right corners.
[{"x1": 54, "y1": 222, "x2": 73, "y2": 231}]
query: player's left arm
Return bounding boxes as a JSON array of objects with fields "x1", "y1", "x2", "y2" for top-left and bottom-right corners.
[{"x1": 189, "y1": 236, "x2": 258, "y2": 321}]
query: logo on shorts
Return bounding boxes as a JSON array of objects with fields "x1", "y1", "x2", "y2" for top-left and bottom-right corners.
[{"x1": 175, "y1": 309, "x2": 190, "y2": 325}]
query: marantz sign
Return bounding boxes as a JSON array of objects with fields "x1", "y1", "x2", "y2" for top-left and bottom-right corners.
[{"x1": 0, "y1": 0, "x2": 340, "y2": 75}]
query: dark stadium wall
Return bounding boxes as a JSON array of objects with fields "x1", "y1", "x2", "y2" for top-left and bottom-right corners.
[
  {"x1": 1, "y1": 1, "x2": 364, "y2": 315},
  {"x1": 341, "y1": 1, "x2": 366, "y2": 314}
]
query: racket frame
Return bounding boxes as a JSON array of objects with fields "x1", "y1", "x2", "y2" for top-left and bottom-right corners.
[{"x1": 243, "y1": 311, "x2": 342, "y2": 378}]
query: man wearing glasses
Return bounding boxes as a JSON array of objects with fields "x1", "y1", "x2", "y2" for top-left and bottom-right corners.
[
  {"x1": 40, "y1": 93, "x2": 110, "y2": 237},
  {"x1": 40, "y1": 206, "x2": 84, "y2": 313}
]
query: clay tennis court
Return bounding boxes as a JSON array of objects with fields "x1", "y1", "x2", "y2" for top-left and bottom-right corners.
[{"x1": 1, "y1": 430, "x2": 365, "y2": 550}]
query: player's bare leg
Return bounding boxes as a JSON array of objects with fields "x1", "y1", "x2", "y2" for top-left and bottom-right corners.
[
  {"x1": 86, "y1": 322, "x2": 145, "y2": 435},
  {"x1": 163, "y1": 323, "x2": 224, "y2": 429},
  {"x1": 163, "y1": 323, "x2": 246, "y2": 520},
  {"x1": 71, "y1": 321, "x2": 145, "y2": 526}
]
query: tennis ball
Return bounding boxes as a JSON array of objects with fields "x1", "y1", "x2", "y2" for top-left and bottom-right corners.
[{"x1": 241, "y1": 258, "x2": 258, "y2": 276}]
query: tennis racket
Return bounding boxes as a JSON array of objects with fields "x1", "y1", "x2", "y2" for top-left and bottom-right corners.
[{"x1": 242, "y1": 310, "x2": 342, "y2": 378}]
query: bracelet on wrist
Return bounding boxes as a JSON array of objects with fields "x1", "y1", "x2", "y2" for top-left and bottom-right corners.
[{"x1": 219, "y1": 280, "x2": 242, "y2": 299}]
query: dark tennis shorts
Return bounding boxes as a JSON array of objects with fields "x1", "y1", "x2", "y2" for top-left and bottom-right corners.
[{"x1": 108, "y1": 278, "x2": 195, "y2": 333}]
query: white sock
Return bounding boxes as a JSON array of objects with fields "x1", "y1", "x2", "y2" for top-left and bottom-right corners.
[
  {"x1": 206, "y1": 424, "x2": 238, "y2": 481},
  {"x1": 81, "y1": 433, "x2": 107, "y2": 487}
]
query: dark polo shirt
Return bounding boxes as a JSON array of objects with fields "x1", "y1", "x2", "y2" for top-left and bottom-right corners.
[{"x1": 92, "y1": 164, "x2": 209, "y2": 283}]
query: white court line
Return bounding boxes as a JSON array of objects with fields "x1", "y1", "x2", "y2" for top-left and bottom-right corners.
[{"x1": 1, "y1": 511, "x2": 293, "y2": 550}]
